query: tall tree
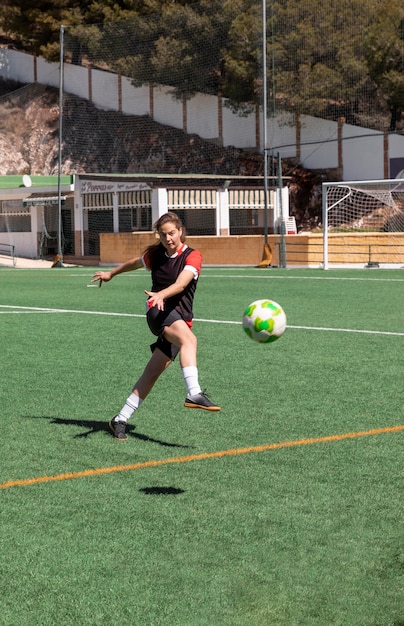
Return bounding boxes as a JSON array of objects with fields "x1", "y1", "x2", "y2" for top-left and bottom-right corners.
[
  {"x1": 69, "y1": 0, "x2": 232, "y2": 99},
  {"x1": 215, "y1": 0, "x2": 381, "y2": 124},
  {"x1": 1, "y1": 0, "x2": 401, "y2": 130},
  {"x1": 0, "y1": 0, "x2": 152, "y2": 59},
  {"x1": 364, "y1": 0, "x2": 404, "y2": 130},
  {"x1": 221, "y1": 0, "x2": 262, "y2": 109},
  {"x1": 267, "y1": 0, "x2": 377, "y2": 120}
]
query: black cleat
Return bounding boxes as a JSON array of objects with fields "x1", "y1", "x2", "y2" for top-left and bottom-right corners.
[
  {"x1": 184, "y1": 392, "x2": 221, "y2": 411},
  {"x1": 109, "y1": 417, "x2": 128, "y2": 440}
]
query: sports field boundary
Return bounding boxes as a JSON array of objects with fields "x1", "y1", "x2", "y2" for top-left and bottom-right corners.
[{"x1": 1, "y1": 424, "x2": 402, "y2": 491}]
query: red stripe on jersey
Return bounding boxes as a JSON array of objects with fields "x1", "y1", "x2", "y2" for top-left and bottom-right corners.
[{"x1": 184, "y1": 248, "x2": 202, "y2": 275}]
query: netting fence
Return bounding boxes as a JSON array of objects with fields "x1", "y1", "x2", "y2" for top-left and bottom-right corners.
[
  {"x1": 1, "y1": 0, "x2": 404, "y2": 260},
  {"x1": 1, "y1": 0, "x2": 403, "y2": 177}
]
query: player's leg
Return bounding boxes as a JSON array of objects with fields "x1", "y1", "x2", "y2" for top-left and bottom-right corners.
[
  {"x1": 163, "y1": 318, "x2": 197, "y2": 368},
  {"x1": 109, "y1": 348, "x2": 172, "y2": 440},
  {"x1": 163, "y1": 320, "x2": 221, "y2": 412},
  {"x1": 134, "y1": 346, "x2": 172, "y2": 398}
]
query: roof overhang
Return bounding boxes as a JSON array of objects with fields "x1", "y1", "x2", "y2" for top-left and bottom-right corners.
[{"x1": 22, "y1": 192, "x2": 73, "y2": 207}]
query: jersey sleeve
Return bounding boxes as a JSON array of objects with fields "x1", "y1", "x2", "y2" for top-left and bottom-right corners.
[
  {"x1": 142, "y1": 252, "x2": 151, "y2": 270},
  {"x1": 184, "y1": 249, "x2": 202, "y2": 278}
]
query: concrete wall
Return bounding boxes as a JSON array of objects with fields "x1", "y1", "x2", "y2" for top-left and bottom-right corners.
[
  {"x1": 300, "y1": 116, "x2": 339, "y2": 170},
  {"x1": 4, "y1": 231, "x2": 38, "y2": 258},
  {"x1": 1, "y1": 48, "x2": 403, "y2": 181},
  {"x1": 342, "y1": 125, "x2": 385, "y2": 181}
]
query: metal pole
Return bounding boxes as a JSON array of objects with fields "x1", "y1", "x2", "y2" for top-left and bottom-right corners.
[
  {"x1": 262, "y1": 0, "x2": 268, "y2": 244},
  {"x1": 57, "y1": 24, "x2": 64, "y2": 266}
]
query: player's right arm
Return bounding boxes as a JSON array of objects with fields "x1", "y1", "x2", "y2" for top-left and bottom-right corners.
[{"x1": 92, "y1": 256, "x2": 144, "y2": 287}]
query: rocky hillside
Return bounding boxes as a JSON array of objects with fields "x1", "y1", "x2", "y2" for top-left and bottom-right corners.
[
  {"x1": 0, "y1": 78, "x2": 331, "y2": 230},
  {"x1": 0, "y1": 82, "x2": 60, "y2": 174}
]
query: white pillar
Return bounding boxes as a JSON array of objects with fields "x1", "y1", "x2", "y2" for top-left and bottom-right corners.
[
  {"x1": 31, "y1": 207, "x2": 40, "y2": 257},
  {"x1": 282, "y1": 186, "x2": 289, "y2": 219},
  {"x1": 152, "y1": 187, "x2": 168, "y2": 224},
  {"x1": 113, "y1": 192, "x2": 119, "y2": 233},
  {"x1": 73, "y1": 185, "x2": 84, "y2": 256},
  {"x1": 274, "y1": 186, "x2": 289, "y2": 233},
  {"x1": 216, "y1": 188, "x2": 230, "y2": 236}
]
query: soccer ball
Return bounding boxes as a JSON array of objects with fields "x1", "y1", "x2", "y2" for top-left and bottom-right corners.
[{"x1": 242, "y1": 299, "x2": 287, "y2": 343}]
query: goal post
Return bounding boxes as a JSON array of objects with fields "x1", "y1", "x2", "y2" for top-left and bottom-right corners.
[{"x1": 322, "y1": 179, "x2": 404, "y2": 269}]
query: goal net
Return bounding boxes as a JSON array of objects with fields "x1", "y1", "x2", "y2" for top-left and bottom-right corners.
[{"x1": 322, "y1": 179, "x2": 404, "y2": 269}]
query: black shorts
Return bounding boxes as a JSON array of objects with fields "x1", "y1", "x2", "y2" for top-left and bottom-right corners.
[{"x1": 147, "y1": 306, "x2": 182, "y2": 361}]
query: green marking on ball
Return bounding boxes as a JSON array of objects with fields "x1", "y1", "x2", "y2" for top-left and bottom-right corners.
[
  {"x1": 253, "y1": 316, "x2": 275, "y2": 334},
  {"x1": 244, "y1": 303, "x2": 257, "y2": 318},
  {"x1": 261, "y1": 333, "x2": 280, "y2": 344},
  {"x1": 261, "y1": 300, "x2": 282, "y2": 315}
]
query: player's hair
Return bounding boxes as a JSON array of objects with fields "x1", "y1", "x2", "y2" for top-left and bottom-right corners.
[{"x1": 143, "y1": 212, "x2": 186, "y2": 261}]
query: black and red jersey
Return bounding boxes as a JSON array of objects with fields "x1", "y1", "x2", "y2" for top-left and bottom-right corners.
[{"x1": 143, "y1": 243, "x2": 202, "y2": 324}]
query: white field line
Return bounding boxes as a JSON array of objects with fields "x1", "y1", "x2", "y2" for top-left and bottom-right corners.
[
  {"x1": 199, "y1": 274, "x2": 404, "y2": 282},
  {"x1": 0, "y1": 305, "x2": 403, "y2": 336},
  {"x1": 85, "y1": 273, "x2": 404, "y2": 283},
  {"x1": 2, "y1": 268, "x2": 404, "y2": 283},
  {"x1": 0, "y1": 305, "x2": 144, "y2": 318},
  {"x1": 195, "y1": 318, "x2": 404, "y2": 336}
]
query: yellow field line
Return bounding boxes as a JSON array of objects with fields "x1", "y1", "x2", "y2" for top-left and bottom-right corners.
[{"x1": 1, "y1": 424, "x2": 403, "y2": 490}]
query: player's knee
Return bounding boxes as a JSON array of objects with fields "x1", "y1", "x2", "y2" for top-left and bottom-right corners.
[{"x1": 185, "y1": 331, "x2": 197, "y2": 351}]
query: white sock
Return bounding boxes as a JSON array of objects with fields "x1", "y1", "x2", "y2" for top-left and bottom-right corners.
[
  {"x1": 117, "y1": 392, "x2": 142, "y2": 422},
  {"x1": 182, "y1": 366, "x2": 202, "y2": 397}
]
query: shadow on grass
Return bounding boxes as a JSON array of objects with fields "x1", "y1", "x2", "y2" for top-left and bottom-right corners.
[
  {"x1": 29, "y1": 416, "x2": 195, "y2": 449},
  {"x1": 139, "y1": 486, "x2": 185, "y2": 495}
]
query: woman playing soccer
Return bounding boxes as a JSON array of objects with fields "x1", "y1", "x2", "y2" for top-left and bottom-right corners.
[{"x1": 92, "y1": 211, "x2": 220, "y2": 440}]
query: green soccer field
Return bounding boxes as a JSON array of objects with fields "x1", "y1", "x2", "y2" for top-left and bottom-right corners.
[{"x1": 0, "y1": 266, "x2": 403, "y2": 626}]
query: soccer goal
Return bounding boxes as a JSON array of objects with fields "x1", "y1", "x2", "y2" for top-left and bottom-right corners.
[{"x1": 322, "y1": 179, "x2": 404, "y2": 269}]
